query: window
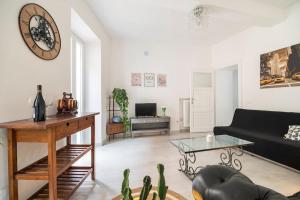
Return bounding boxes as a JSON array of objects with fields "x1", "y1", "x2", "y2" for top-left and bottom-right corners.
[{"x1": 71, "y1": 34, "x2": 84, "y2": 144}]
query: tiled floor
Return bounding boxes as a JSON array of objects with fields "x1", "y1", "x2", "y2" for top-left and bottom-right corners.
[{"x1": 71, "y1": 132, "x2": 300, "y2": 200}]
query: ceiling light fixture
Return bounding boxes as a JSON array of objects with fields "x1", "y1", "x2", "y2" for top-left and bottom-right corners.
[{"x1": 191, "y1": 5, "x2": 208, "y2": 27}]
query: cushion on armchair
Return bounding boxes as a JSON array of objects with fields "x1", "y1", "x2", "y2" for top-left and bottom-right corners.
[
  {"x1": 289, "y1": 192, "x2": 300, "y2": 200},
  {"x1": 192, "y1": 165, "x2": 290, "y2": 200}
]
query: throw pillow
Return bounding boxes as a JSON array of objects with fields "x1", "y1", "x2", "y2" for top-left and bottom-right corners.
[{"x1": 284, "y1": 125, "x2": 300, "y2": 141}]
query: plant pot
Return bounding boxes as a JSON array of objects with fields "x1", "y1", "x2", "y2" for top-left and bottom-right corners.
[{"x1": 112, "y1": 186, "x2": 187, "y2": 200}]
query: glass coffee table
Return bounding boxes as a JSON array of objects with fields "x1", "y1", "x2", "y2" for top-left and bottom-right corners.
[{"x1": 170, "y1": 134, "x2": 254, "y2": 179}]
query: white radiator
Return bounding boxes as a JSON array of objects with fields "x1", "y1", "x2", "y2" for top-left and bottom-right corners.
[{"x1": 182, "y1": 99, "x2": 190, "y2": 128}]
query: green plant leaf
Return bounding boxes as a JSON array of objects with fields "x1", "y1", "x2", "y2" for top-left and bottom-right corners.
[
  {"x1": 139, "y1": 176, "x2": 152, "y2": 200},
  {"x1": 122, "y1": 169, "x2": 130, "y2": 196},
  {"x1": 157, "y1": 164, "x2": 168, "y2": 200},
  {"x1": 112, "y1": 88, "x2": 130, "y2": 132}
]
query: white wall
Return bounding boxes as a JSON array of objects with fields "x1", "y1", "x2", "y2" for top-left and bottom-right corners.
[
  {"x1": 109, "y1": 39, "x2": 211, "y2": 131},
  {"x1": 0, "y1": 0, "x2": 71, "y2": 199},
  {"x1": 71, "y1": 0, "x2": 111, "y2": 144},
  {"x1": 212, "y1": 3, "x2": 300, "y2": 113},
  {"x1": 0, "y1": 0, "x2": 111, "y2": 199}
]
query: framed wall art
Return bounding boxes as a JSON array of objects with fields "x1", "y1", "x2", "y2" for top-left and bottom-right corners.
[
  {"x1": 157, "y1": 74, "x2": 167, "y2": 87},
  {"x1": 144, "y1": 73, "x2": 155, "y2": 87},
  {"x1": 131, "y1": 73, "x2": 142, "y2": 86},
  {"x1": 260, "y1": 43, "x2": 300, "y2": 89}
]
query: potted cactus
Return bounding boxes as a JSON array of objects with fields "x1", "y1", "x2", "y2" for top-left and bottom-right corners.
[{"x1": 113, "y1": 164, "x2": 186, "y2": 200}]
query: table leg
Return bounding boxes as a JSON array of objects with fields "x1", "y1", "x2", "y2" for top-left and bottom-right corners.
[
  {"x1": 219, "y1": 147, "x2": 243, "y2": 171},
  {"x1": 178, "y1": 143, "x2": 202, "y2": 180},
  {"x1": 8, "y1": 129, "x2": 18, "y2": 200},
  {"x1": 91, "y1": 118, "x2": 95, "y2": 180},
  {"x1": 67, "y1": 135, "x2": 71, "y2": 145},
  {"x1": 48, "y1": 128, "x2": 57, "y2": 200}
]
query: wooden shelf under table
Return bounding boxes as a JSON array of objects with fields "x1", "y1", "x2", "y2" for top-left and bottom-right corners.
[
  {"x1": 28, "y1": 166, "x2": 92, "y2": 200},
  {"x1": 16, "y1": 145, "x2": 92, "y2": 180}
]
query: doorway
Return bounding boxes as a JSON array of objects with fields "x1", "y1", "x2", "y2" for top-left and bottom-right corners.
[
  {"x1": 190, "y1": 72, "x2": 213, "y2": 132},
  {"x1": 215, "y1": 65, "x2": 239, "y2": 126}
]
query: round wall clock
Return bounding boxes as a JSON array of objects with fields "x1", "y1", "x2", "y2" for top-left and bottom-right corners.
[{"x1": 19, "y1": 3, "x2": 61, "y2": 60}]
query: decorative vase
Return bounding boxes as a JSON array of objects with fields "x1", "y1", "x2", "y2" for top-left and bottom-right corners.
[
  {"x1": 112, "y1": 116, "x2": 122, "y2": 123},
  {"x1": 161, "y1": 106, "x2": 167, "y2": 116},
  {"x1": 206, "y1": 134, "x2": 214, "y2": 142}
]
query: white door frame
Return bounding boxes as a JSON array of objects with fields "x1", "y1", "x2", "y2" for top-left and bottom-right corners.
[{"x1": 190, "y1": 71, "x2": 214, "y2": 132}]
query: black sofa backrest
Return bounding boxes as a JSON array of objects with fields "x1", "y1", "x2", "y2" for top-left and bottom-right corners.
[{"x1": 231, "y1": 109, "x2": 300, "y2": 137}]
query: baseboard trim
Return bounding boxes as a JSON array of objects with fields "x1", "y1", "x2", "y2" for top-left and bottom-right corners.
[
  {"x1": 0, "y1": 186, "x2": 8, "y2": 200},
  {"x1": 179, "y1": 128, "x2": 190, "y2": 133}
]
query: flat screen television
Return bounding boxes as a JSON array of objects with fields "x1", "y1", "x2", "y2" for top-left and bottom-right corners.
[{"x1": 135, "y1": 103, "x2": 157, "y2": 117}]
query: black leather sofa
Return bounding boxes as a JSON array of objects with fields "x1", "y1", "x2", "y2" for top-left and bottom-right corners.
[
  {"x1": 192, "y1": 165, "x2": 300, "y2": 200},
  {"x1": 214, "y1": 108, "x2": 300, "y2": 171}
]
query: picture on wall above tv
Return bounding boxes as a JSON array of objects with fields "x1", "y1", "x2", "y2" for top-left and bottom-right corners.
[{"x1": 260, "y1": 43, "x2": 300, "y2": 89}]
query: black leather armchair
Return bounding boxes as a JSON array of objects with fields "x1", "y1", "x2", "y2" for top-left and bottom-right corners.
[{"x1": 192, "y1": 165, "x2": 299, "y2": 200}]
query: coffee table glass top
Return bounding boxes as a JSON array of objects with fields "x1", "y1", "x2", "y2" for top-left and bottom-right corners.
[{"x1": 170, "y1": 134, "x2": 254, "y2": 153}]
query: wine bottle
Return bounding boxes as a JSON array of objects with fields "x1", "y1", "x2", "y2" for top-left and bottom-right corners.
[{"x1": 33, "y1": 85, "x2": 46, "y2": 122}]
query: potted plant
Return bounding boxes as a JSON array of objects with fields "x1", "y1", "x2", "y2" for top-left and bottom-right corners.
[
  {"x1": 113, "y1": 164, "x2": 187, "y2": 200},
  {"x1": 112, "y1": 88, "x2": 130, "y2": 133}
]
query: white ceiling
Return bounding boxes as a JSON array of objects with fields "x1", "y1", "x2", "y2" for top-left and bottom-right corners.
[
  {"x1": 85, "y1": 0, "x2": 298, "y2": 44},
  {"x1": 251, "y1": 0, "x2": 299, "y2": 8}
]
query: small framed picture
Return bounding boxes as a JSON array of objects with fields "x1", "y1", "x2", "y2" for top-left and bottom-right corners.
[
  {"x1": 131, "y1": 73, "x2": 142, "y2": 86},
  {"x1": 157, "y1": 74, "x2": 167, "y2": 87},
  {"x1": 144, "y1": 73, "x2": 155, "y2": 87}
]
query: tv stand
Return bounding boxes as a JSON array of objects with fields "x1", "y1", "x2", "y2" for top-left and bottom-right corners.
[{"x1": 130, "y1": 116, "x2": 170, "y2": 137}]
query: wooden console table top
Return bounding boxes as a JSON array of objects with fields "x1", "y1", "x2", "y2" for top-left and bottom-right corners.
[{"x1": 0, "y1": 112, "x2": 99, "y2": 130}]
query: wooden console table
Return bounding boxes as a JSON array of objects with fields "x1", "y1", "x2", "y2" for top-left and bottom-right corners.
[{"x1": 0, "y1": 112, "x2": 99, "y2": 200}]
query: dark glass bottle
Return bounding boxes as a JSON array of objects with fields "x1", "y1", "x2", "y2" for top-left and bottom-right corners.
[{"x1": 33, "y1": 85, "x2": 46, "y2": 122}]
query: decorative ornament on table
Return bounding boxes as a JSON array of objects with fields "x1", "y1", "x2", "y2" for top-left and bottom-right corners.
[
  {"x1": 206, "y1": 134, "x2": 214, "y2": 143},
  {"x1": 57, "y1": 92, "x2": 78, "y2": 115},
  {"x1": 161, "y1": 106, "x2": 167, "y2": 116},
  {"x1": 33, "y1": 85, "x2": 46, "y2": 122}
]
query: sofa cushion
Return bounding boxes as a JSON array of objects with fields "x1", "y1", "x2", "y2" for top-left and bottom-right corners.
[{"x1": 284, "y1": 125, "x2": 300, "y2": 141}]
